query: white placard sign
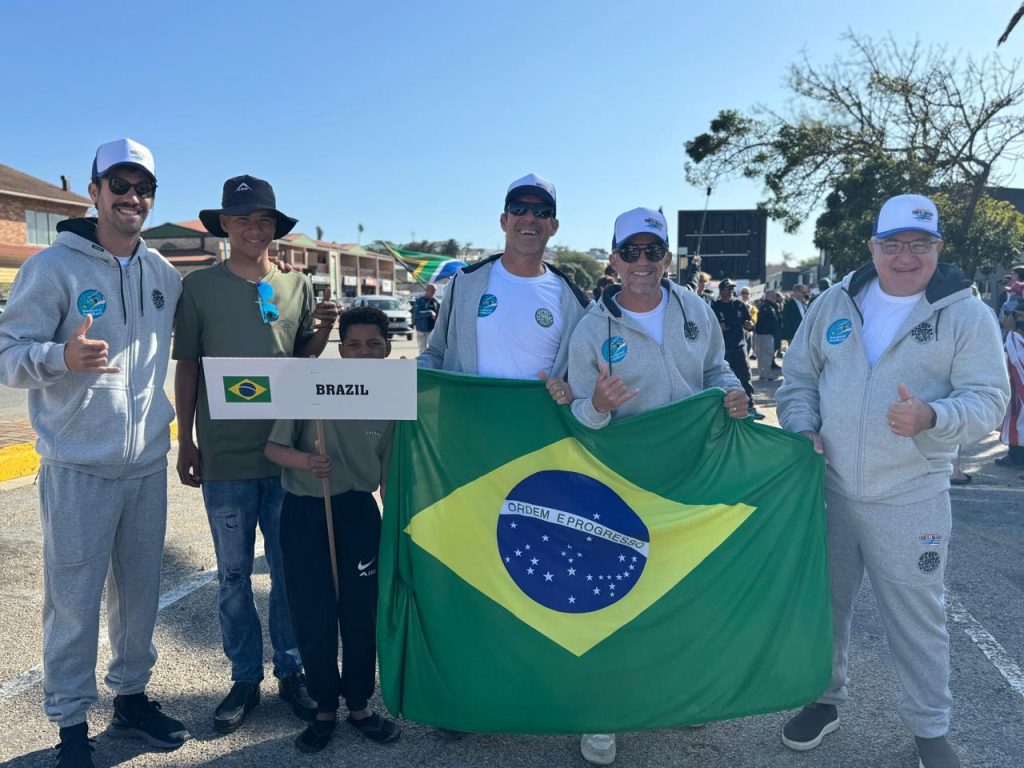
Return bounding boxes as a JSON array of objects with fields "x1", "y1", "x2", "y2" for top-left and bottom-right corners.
[{"x1": 203, "y1": 357, "x2": 417, "y2": 420}]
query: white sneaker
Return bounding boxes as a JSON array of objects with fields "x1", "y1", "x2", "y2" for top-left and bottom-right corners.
[{"x1": 581, "y1": 733, "x2": 616, "y2": 765}]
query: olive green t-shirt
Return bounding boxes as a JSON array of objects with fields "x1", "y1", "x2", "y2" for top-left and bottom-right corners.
[
  {"x1": 267, "y1": 418, "x2": 394, "y2": 498},
  {"x1": 173, "y1": 263, "x2": 316, "y2": 481}
]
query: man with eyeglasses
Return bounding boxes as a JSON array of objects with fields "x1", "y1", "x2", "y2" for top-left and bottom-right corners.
[
  {"x1": 418, "y1": 173, "x2": 589, "y2": 403},
  {"x1": 567, "y1": 207, "x2": 745, "y2": 764},
  {"x1": 776, "y1": 194, "x2": 1009, "y2": 768},
  {"x1": 173, "y1": 175, "x2": 338, "y2": 735},
  {"x1": 0, "y1": 138, "x2": 189, "y2": 767}
]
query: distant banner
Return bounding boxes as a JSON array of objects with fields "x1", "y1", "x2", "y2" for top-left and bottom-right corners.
[{"x1": 203, "y1": 357, "x2": 416, "y2": 420}]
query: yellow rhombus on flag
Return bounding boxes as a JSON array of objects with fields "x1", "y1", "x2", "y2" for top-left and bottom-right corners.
[{"x1": 406, "y1": 437, "x2": 755, "y2": 656}]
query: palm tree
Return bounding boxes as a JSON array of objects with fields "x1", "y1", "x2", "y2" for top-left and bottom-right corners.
[{"x1": 998, "y1": 3, "x2": 1024, "y2": 44}]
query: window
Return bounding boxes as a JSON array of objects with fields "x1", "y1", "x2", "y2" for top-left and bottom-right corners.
[{"x1": 25, "y1": 210, "x2": 63, "y2": 245}]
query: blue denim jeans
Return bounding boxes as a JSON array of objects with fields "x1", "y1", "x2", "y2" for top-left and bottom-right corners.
[{"x1": 203, "y1": 476, "x2": 302, "y2": 683}]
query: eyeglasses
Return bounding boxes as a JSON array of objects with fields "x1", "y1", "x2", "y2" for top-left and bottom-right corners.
[
  {"x1": 506, "y1": 202, "x2": 555, "y2": 219},
  {"x1": 106, "y1": 177, "x2": 157, "y2": 198},
  {"x1": 256, "y1": 280, "x2": 279, "y2": 324},
  {"x1": 877, "y1": 238, "x2": 937, "y2": 255},
  {"x1": 617, "y1": 244, "x2": 668, "y2": 263}
]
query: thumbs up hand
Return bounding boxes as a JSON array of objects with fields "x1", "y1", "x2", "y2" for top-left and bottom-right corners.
[
  {"x1": 886, "y1": 383, "x2": 936, "y2": 437},
  {"x1": 313, "y1": 285, "x2": 339, "y2": 332},
  {"x1": 63, "y1": 314, "x2": 120, "y2": 374}
]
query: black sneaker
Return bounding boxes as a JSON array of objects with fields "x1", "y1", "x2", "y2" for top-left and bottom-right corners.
[
  {"x1": 295, "y1": 717, "x2": 337, "y2": 753},
  {"x1": 750, "y1": 409, "x2": 766, "y2": 421},
  {"x1": 107, "y1": 693, "x2": 189, "y2": 749},
  {"x1": 55, "y1": 723, "x2": 95, "y2": 768},
  {"x1": 782, "y1": 703, "x2": 838, "y2": 751},
  {"x1": 278, "y1": 672, "x2": 316, "y2": 721},
  {"x1": 347, "y1": 712, "x2": 401, "y2": 744},
  {"x1": 916, "y1": 735, "x2": 961, "y2": 768},
  {"x1": 214, "y1": 682, "x2": 260, "y2": 734}
]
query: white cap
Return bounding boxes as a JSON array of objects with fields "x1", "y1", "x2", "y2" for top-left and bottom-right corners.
[
  {"x1": 874, "y1": 194, "x2": 941, "y2": 239},
  {"x1": 92, "y1": 138, "x2": 156, "y2": 182},
  {"x1": 505, "y1": 173, "x2": 556, "y2": 214},
  {"x1": 613, "y1": 207, "x2": 669, "y2": 249}
]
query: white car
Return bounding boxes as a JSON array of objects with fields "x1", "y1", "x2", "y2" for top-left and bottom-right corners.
[{"x1": 351, "y1": 295, "x2": 413, "y2": 340}]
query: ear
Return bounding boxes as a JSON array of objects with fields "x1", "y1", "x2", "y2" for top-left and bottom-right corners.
[
  {"x1": 500, "y1": 212, "x2": 509, "y2": 233},
  {"x1": 220, "y1": 214, "x2": 230, "y2": 233},
  {"x1": 935, "y1": 240, "x2": 945, "y2": 257},
  {"x1": 88, "y1": 181, "x2": 99, "y2": 205},
  {"x1": 384, "y1": 339, "x2": 393, "y2": 357},
  {"x1": 549, "y1": 217, "x2": 559, "y2": 236}
]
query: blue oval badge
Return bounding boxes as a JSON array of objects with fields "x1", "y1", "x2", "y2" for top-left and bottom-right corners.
[
  {"x1": 826, "y1": 318, "x2": 852, "y2": 345},
  {"x1": 478, "y1": 293, "x2": 498, "y2": 317},
  {"x1": 77, "y1": 290, "x2": 107, "y2": 318},
  {"x1": 497, "y1": 470, "x2": 649, "y2": 613},
  {"x1": 602, "y1": 336, "x2": 627, "y2": 364}
]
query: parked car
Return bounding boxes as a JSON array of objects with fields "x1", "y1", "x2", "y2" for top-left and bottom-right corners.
[{"x1": 351, "y1": 295, "x2": 413, "y2": 340}]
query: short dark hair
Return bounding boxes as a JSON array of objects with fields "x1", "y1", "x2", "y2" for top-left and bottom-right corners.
[{"x1": 339, "y1": 306, "x2": 389, "y2": 341}]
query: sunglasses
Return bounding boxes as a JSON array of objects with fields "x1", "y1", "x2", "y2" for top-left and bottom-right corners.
[
  {"x1": 106, "y1": 177, "x2": 157, "y2": 199},
  {"x1": 506, "y1": 202, "x2": 555, "y2": 219},
  {"x1": 256, "y1": 280, "x2": 279, "y2": 324},
  {"x1": 617, "y1": 244, "x2": 668, "y2": 263}
]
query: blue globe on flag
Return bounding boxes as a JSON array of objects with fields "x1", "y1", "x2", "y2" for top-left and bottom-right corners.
[{"x1": 496, "y1": 470, "x2": 649, "y2": 614}]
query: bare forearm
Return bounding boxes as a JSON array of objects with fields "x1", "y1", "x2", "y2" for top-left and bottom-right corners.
[
  {"x1": 174, "y1": 359, "x2": 200, "y2": 444},
  {"x1": 264, "y1": 440, "x2": 313, "y2": 471},
  {"x1": 297, "y1": 327, "x2": 332, "y2": 358}
]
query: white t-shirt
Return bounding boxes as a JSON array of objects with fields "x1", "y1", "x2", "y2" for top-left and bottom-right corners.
[
  {"x1": 617, "y1": 287, "x2": 668, "y2": 347},
  {"x1": 857, "y1": 278, "x2": 923, "y2": 367},
  {"x1": 476, "y1": 259, "x2": 563, "y2": 379},
  {"x1": 116, "y1": 256, "x2": 131, "y2": 267}
]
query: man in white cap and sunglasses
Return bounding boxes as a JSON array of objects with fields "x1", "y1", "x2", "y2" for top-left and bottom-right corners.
[
  {"x1": 777, "y1": 194, "x2": 1009, "y2": 768},
  {"x1": 418, "y1": 173, "x2": 588, "y2": 403},
  {"x1": 173, "y1": 175, "x2": 338, "y2": 734},
  {"x1": 0, "y1": 138, "x2": 189, "y2": 766},
  {"x1": 567, "y1": 207, "x2": 747, "y2": 764}
]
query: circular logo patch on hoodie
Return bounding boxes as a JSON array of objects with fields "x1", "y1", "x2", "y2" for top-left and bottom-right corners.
[
  {"x1": 910, "y1": 322, "x2": 934, "y2": 343},
  {"x1": 602, "y1": 336, "x2": 627, "y2": 364},
  {"x1": 918, "y1": 551, "x2": 941, "y2": 574},
  {"x1": 152, "y1": 289, "x2": 165, "y2": 310},
  {"x1": 77, "y1": 290, "x2": 107, "y2": 318},
  {"x1": 827, "y1": 319, "x2": 853, "y2": 345}
]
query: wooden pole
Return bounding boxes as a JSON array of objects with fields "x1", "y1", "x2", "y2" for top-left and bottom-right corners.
[{"x1": 315, "y1": 419, "x2": 340, "y2": 601}]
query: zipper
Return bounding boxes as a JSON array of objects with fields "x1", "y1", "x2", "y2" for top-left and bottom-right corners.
[{"x1": 119, "y1": 259, "x2": 138, "y2": 478}]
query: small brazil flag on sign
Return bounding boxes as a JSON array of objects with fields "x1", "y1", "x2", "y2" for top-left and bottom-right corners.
[{"x1": 223, "y1": 376, "x2": 271, "y2": 403}]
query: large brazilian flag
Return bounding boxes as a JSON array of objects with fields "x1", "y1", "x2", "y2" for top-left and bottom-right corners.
[{"x1": 378, "y1": 370, "x2": 830, "y2": 733}]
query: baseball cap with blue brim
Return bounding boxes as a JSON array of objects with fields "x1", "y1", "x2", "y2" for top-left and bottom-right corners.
[
  {"x1": 612, "y1": 207, "x2": 669, "y2": 250},
  {"x1": 505, "y1": 173, "x2": 556, "y2": 215},
  {"x1": 874, "y1": 194, "x2": 942, "y2": 239},
  {"x1": 91, "y1": 138, "x2": 156, "y2": 182}
]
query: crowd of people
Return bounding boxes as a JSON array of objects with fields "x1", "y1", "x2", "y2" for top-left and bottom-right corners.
[{"x1": 0, "y1": 138, "x2": 1016, "y2": 768}]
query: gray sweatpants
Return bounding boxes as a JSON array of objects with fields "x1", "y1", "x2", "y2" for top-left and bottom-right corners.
[
  {"x1": 39, "y1": 464, "x2": 167, "y2": 727},
  {"x1": 818, "y1": 489, "x2": 952, "y2": 738}
]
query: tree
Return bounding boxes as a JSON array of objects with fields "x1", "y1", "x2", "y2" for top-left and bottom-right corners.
[
  {"x1": 685, "y1": 32, "x2": 1024, "y2": 275},
  {"x1": 550, "y1": 247, "x2": 603, "y2": 291}
]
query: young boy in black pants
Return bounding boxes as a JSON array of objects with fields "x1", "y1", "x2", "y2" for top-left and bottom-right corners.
[{"x1": 265, "y1": 306, "x2": 400, "y2": 752}]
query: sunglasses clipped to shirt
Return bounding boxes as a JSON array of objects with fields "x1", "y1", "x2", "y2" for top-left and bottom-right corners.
[
  {"x1": 256, "y1": 280, "x2": 279, "y2": 324},
  {"x1": 506, "y1": 202, "x2": 555, "y2": 219},
  {"x1": 617, "y1": 243, "x2": 668, "y2": 263},
  {"x1": 106, "y1": 177, "x2": 157, "y2": 199}
]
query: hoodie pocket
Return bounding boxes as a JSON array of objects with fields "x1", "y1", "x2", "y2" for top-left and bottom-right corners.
[{"x1": 52, "y1": 385, "x2": 130, "y2": 466}]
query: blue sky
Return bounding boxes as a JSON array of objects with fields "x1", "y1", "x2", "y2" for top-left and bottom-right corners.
[{"x1": 3, "y1": 0, "x2": 1021, "y2": 262}]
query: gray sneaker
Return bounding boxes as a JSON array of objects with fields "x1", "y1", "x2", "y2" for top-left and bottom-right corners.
[
  {"x1": 580, "y1": 733, "x2": 616, "y2": 765},
  {"x1": 915, "y1": 735, "x2": 960, "y2": 768},
  {"x1": 781, "y1": 703, "x2": 838, "y2": 751}
]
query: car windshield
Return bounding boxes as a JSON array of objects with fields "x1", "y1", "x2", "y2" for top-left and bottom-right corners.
[{"x1": 367, "y1": 298, "x2": 403, "y2": 310}]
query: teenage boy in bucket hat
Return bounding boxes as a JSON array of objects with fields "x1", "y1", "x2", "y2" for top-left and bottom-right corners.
[
  {"x1": 173, "y1": 174, "x2": 339, "y2": 734},
  {"x1": 0, "y1": 138, "x2": 189, "y2": 767},
  {"x1": 776, "y1": 194, "x2": 1009, "y2": 768},
  {"x1": 418, "y1": 173, "x2": 588, "y2": 404}
]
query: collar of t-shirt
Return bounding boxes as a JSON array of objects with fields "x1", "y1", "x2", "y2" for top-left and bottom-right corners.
[
  {"x1": 856, "y1": 278, "x2": 924, "y2": 367},
  {"x1": 616, "y1": 287, "x2": 668, "y2": 347},
  {"x1": 475, "y1": 257, "x2": 563, "y2": 379}
]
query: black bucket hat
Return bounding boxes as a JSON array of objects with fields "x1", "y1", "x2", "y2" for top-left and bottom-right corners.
[{"x1": 199, "y1": 175, "x2": 298, "y2": 239}]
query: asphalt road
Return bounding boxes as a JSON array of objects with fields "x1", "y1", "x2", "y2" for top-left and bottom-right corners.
[{"x1": 0, "y1": 351, "x2": 1022, "y2": 767}]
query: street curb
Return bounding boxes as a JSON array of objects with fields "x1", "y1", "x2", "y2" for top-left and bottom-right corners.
[{"x1": 0, "y1": 422, "x2": 179, "y2": 483}]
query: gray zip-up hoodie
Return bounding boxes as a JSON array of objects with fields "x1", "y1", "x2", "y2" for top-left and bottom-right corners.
[
  {"x1": 568, "y1": 280, "x2": 741, "y2": 428},
  {"x1": 777, "y1": 262, "x2": 1009, "y2": 504},
  {"x1": 0, "y1": 219, "x2": 181, "y2": 479},
  {"x1": 417, "y1": 253, "x2": 591, "y2": 377}
]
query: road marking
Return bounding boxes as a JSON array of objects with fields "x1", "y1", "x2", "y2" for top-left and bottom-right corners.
[
  {"x1": 948, "y1": 593, "x2": 1024, "y2": 700},
  {"x1": 0, "y1": 547, "x2": 263, "y2": 701}
]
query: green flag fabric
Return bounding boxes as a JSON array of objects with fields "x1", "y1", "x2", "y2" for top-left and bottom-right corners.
[{"x1": 379, "y1": 370, "x2": 830, "y2": 734}]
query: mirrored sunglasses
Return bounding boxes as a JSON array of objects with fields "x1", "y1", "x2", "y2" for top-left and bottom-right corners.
[
  {"x1": 618, "y1": 244, "x2": 668, "y2": 263},
  {"x1": 506, "y1": 202, "x2": 555, "y2": 219},
  {"x1": 256, "y1": 280, "x2": 279, "y2": 324}
]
